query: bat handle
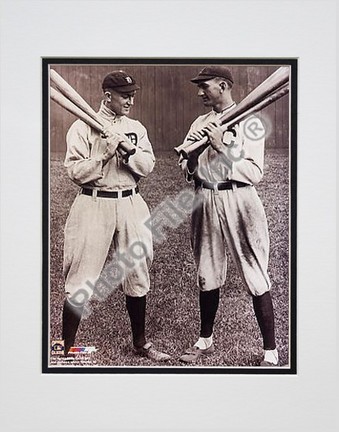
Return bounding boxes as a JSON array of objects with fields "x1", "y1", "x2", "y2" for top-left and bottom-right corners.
[
  {"x1": 116, "y1": 147, "x2": 132, "y2": 163},
  {"x1": 100, "y1": 128, "x2": 136, "y2": 157},
  {"x1": 179, "y1": 135, "x2": 209, "y2": 159}
]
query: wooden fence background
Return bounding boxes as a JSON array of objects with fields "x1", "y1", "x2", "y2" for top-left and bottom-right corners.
[{"x1": 49, "y1": 64, "x2": 289, "y2": 154}]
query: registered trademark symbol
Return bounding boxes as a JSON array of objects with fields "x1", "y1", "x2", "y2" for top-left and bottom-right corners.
[{"x1": 243, "y1": 116, "x2": 267, "y2": 141}]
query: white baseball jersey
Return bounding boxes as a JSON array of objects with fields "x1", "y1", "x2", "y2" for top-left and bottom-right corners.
[
  {"x1": 180, "y1": 106, "x2": 265, "y2": 185},
  {"x1": 63, "y1": 102, "x2": 155, "y2": 299},
  {"x1": 65, "y1": 102, "x2": 155, "y2": 189}
]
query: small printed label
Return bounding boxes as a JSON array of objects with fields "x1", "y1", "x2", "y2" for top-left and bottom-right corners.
[{"x1": 50, "y1": 340, "x2": 65, "y2": 356}]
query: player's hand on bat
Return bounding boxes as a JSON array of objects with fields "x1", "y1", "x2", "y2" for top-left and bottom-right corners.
[
  {"x1": 186, "y1": 129, "x2": 206, "y2": 142},
  {"x1": 101, "y1": 127, "x2": 124, "y2": 161},
  {"x1": 202, "y1": 122, "x2": 224, "y2": 152}
]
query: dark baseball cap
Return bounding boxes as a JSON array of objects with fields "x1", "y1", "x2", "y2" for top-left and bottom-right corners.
[
  {"x1": 102, "y1": 70, "x2": 140, "y2": 93},
  {"x1": 190, "y1": 66, "x2": 234, "y2": 84}
]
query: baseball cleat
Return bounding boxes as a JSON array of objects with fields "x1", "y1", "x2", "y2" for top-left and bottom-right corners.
[
  {"x1": 133, "y1": 342, "x2": 171, "y2": 362},
  {"x1": 179, "y1": 344, "x2": 214, "y2": 363},
  {"x1": 260, "y1": 348, "x2": 279, "y2": 366}
]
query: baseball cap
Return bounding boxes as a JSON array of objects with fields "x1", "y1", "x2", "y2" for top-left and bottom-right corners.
[
  {"x1": 190, "y1": 66, "x2": 234, "y2": 84},
  {"x1": 102, "y1": 70, "x2": 140, "y2": 93}
]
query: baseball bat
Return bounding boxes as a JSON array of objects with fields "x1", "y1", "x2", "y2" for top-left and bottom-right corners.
[
  {"x1": 174, "y1": 66, "x2": 290, "y2": 156},
  {"x1": 50, "y1": 87, "x2": 103, "y2": 132},
  {"x1": 50, "y1": 69, "x2": 101, "y2": 126},
  {"x1": 50, "y1": 69, "x2": 136, "y2": 157},
  {"x1": 180, "y1": 82, "x2": 289, "y2": 159}
]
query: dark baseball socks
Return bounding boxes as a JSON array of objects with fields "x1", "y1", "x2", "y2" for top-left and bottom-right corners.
[
  {"x1": 62, "y1": 294, "x2": 149, "y2": 355},
  {"x1": 195, "y1": 288, "x2": 278, "y2": 364},
  {"x1": 62, "y1": 294, "x2": 148, "y2": 354},
  {"x1": 62, "y1": 298, "x2": 85, "y2": 355},
  {"x1": 252, "y1": 291, "x2": 278, "y2": 364},
  {"x1": 125, "y1": 294, "x2": 147, "y2": 348},
  {"x1": 194, "y1": 288, "x2": 220, "y2": 349}
]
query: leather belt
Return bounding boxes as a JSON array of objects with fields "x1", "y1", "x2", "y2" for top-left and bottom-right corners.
[
  {"x1": 81, "y1": 186, "x2": 139, "y2": 199},
  {"x1": 194, "y1": 179, "x2": 249, "y2": 190}
]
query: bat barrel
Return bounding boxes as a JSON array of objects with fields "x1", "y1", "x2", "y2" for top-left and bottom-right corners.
[
  {"x1": 50, "y1": 69, "x2": 107, "y2": 131},
  {"x1": 50, "y1": 87, "x2": 103, "y2": 133},
  {"x1": 218, "y1": 67, "x2": 290, "y2": 127},
  {"x1": 225, "y1": 83, "x2": 289, "y2": 130}
]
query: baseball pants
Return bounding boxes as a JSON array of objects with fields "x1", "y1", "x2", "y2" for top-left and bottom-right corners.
[
  {"x1": 63, "y1": 191, "x2": 153, "y2": 300},
  {"x1": 191, "y1": 184, "x2": 271, "y2": 295}
]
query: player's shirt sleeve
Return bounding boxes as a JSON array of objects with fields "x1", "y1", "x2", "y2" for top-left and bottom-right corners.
[
  {"x1": 178, "y1": 117, "x2": 204, "y2": 182},
  {"x1": 64, "y1": 120, "x2": 104, "y2": 185},
  {"x1": 122, "y1": 122, "x2": 155, "y2": 178}
]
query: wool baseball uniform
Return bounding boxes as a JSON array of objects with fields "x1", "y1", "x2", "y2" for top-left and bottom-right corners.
[
  {"x1": 63, "y1": 101, "x2": 155, "y2": 300},
  {"x1": 180, "y1": 107, "x2": 271, "y2": 295}
]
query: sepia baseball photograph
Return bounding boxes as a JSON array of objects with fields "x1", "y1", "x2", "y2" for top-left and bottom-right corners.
[
  {"x1": 43, "y1": 59, "x2": 296, "y2": 373},
  {"x1": 1, "y1": 1, "x2": 336, "y2": 431}
]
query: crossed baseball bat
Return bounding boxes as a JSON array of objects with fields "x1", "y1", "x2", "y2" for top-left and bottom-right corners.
[{"x1": 49, "y1": 69, "x2": 136, "y2": 160}]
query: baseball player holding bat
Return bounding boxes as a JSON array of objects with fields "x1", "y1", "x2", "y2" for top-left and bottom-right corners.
[
  {"x1": 178, "y1": 66, "x2": 279, "y2": 366},
  {"x1": 61, "y1": 70, "x2": 170, "y2": 361}
]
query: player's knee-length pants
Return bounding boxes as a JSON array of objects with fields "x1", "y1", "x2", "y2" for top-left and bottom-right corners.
[
  {"x1": 191, "y1": 185, "x2": 271, "y2": 295},
  {"x1": 63, "y1": 191, "x2": 153, "y2": 300}
]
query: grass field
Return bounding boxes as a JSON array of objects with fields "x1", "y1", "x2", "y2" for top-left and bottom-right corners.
[{"x1": 48, "y1": 148, "x2": 290, "y2": 369}]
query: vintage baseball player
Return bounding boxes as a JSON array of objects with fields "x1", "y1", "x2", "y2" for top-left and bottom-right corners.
[
  {"x1": 61, "y1": 70, "x2": 170, "y2": 362},
  {"x1": 179, "y1": 66, "x2": 279, "y2": 366}
]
